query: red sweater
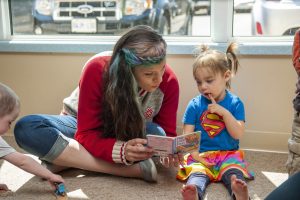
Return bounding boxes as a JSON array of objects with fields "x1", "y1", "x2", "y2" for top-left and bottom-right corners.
[{"x1": 75, "y1": 55, "x2": 179, "y2": 163}]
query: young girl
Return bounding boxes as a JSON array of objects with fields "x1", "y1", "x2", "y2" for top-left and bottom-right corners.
[
  {"x1": 177, "y1": 43, "x2": 254, "y2": 200},
  {"x1": 0, "y1": 82, "x2": 64, "y2": 192},
  {"x1": 14, "y1": 25, "x2": 180, "y2": 183}
]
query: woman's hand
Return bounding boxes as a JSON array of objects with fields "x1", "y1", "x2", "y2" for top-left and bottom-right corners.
[
  {"x1": 160, "y1": 153, "x2": 184, "y2": 168},
  {"x1": 124, "y1": 138, "x2": 154, "y2": 162}
]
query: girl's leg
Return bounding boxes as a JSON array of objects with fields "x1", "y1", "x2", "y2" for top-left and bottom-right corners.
[
  {"x1": 14, "y1": 114, "x2": 76, "y2": 160},
  {"x1": 221, "y1": 168, "x2": 248, "y2": 200},
  {"x1": 182, "y1": 172, "x2": 210, "y2": 200},
  {"x1": 52, "y1": 138, "x2": 145, "y2": 178},
  {"x1": 14, "y1": 114, "x2": 153, "y2": 181},
  {"x1": 230, "y1": 175, "x2": 249, "y2": 200},
  {"x1": 265, "y1": 171, "x2": 300, "y2": 200}
]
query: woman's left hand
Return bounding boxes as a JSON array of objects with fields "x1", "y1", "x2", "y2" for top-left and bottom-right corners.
[
  {"x1": 160, "y1": 153, "x2": 184, "y2": 168},
  {"x1": 125, "y1": 138, "x2": 154, "y2": 162}
]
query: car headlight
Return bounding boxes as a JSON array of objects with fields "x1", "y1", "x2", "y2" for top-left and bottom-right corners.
[
  {"x1": 124, "y1": 0, "x2": 153, "y2": 15},
  {"x1": 35, "y1": 0, "x2": 53, "y2": 16}
]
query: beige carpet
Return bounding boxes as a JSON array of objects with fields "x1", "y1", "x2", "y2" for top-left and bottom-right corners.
[{"x1": 0, "y1": 136, "x2": 288, "y2": 200}]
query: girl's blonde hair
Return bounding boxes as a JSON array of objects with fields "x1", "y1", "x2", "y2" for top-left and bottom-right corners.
[
  {"x1": 0, "y1": 82, "x2": 20, "y2": 118},
  {"x1": 193, "y1": 42, "x2": 240, "y2": 89}
]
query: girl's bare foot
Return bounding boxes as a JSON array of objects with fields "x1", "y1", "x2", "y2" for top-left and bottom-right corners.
[
  {"x1": 231, "y1": 175, "x2": 249, "y2": 200},
  {"x1": 181, "y1": 184, "x2": 199, "y2": 200}
]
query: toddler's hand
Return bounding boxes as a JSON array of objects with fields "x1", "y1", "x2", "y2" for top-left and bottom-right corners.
[
  {"x1": 208, "y1": 94, "x2": 228, "y2": 117},
  {"x1": 48, "y1": 174, "x2": 65, "y2": 190},
  {"x1": 160, "y1": 153, "x2": 184, "y2": 168}
]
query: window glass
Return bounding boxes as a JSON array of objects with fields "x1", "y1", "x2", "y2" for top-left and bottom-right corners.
[
  {"x1": 233, "y1": 0, "x2": 300, "y2": 37},
  {"x1": 9, "y1": 0, "x2": 211, "y2": 37}
]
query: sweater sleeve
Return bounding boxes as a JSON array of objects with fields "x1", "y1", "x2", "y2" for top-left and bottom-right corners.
[
  {"x1": 75, "y1": 56, "x2": 124, "y2": 163},
  {"x1": 153, "y1": 65, "x2": 179, "y2": 137}
]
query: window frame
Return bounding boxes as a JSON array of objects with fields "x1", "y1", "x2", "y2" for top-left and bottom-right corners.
[{"x1": 0, "y1": 0, "x2": 293, "y2": 55}]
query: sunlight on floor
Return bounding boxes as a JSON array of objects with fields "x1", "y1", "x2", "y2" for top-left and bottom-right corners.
[
  {"x1": 67, "y1": 189, "x2": 89, "y2": 199},
  {"x1": 261, "y1": 171, "x2": 288, "y2": 187},
  {"x1": 0, "y1": 159, "x2": 34, "y2": 191}
]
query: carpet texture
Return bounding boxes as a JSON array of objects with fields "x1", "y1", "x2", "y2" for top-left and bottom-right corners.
[{"x1": 0, "y1": 136, "x2": 288, "y2": 200}]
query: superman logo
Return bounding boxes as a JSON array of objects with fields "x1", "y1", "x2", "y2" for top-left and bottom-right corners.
[{"x1": 200, "y1": 110, "x2": 225, "y2": 138}]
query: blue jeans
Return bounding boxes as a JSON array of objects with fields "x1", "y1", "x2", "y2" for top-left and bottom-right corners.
[
  {"x1": 265, "y1": 171, "x2": 300, "y2": 200},
  {"x1": 187, "y1": 168, "x2": 245, "y2": 200},
  {"x1": 14, "y1": 114, "x2": 165, "y2": 162}
]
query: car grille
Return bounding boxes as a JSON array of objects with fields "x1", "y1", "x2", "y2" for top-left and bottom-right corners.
[{"x1": 53, "y1": 0, "x2": 120, "y2": 21}]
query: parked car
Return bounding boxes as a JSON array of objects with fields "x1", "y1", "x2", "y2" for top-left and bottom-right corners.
[
  {"x1": 32, "y1": 0, "x2": 194, "y2": 35},
  {"x1": 251, "y1": 0, "x2": 300, "y2": 36},
  {"x1": 234, "y1": 0, "x2": 254, "y2": 13},
  {"x1": 192, "y1": 0, "x2": 210, "y2": 15}
]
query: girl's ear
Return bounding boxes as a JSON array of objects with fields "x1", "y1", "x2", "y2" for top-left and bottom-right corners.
[{"x1": 224, "y1": 70, "x2": 231, "y2": 82}]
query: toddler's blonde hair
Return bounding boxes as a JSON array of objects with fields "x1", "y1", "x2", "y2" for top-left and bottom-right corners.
[
  {"x1": 193, "y1": 42, "x2": 240, "y2": 89},
  {"x1": 0, "y1": 82, "x2": 20, "y2": 117}
]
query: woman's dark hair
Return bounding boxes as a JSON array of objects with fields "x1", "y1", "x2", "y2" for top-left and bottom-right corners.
[{"x1": 102, "y1": 25, "x2": 167, "y2": 141}]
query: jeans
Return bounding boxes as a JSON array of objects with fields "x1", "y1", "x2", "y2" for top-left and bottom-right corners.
[
  {"x1": 14, "y1": 114, "x2": 77, "y2": 162},
  {"x1": 265, "y1": 171, "x2": 300, "y2": 200},
  {"x1": 187, "y1": 168, "x2": 245, "y2": 200},
  {"x1": 14, "y1": 114, "x2": 165, "y2": 162},
  {"x1": 286, "y1": 111, "x2": 300, "y2": 176}
]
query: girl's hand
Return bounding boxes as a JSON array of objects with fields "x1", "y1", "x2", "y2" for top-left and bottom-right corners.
[
  {"x1": 208, "y1": 94, "x2": 228, "y2": 117},
  {"x1": 0, "y1": 183, "x2": 9, "y2": 192},
  {"x1": 47, "y1": 174, "x2": 65, "y2": 190},
  {"x1": 125, "y1": 138, "x2": 154, "y2": 162},
  {"x1": 161, "y1": 153, "x2": 184, "y2": 168}
]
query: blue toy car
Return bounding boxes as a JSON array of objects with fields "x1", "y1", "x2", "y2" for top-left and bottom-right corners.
[{"x1": 55, "y1": 183, "x2": 66, "y2": 196}]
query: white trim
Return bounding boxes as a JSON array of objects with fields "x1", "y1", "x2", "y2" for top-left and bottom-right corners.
[
  {"x1": 211, "y1": 0, "x2": 234, "y2": 42},
  {"x1": 0, "y1": 0, "x2": 11, "y2": 40},
  {"x1": 0, "y1": 0, "x2": 294, "y2": 55}
]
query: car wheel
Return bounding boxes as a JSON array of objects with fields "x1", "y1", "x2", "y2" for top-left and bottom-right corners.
[
  {"x1": 34, "y1": 25, "x2": 43, "y2": 35},
  {"x1": 33, "y1": 19, "x2": 43, "y2": 35},
  {"x1": 158, "y1": 15, "x2": 170, "y2": 35}
]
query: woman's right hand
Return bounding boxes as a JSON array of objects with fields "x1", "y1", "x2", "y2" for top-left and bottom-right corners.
[{"x1": 124, "y1": 138, "x2": 154, "y2": 162}]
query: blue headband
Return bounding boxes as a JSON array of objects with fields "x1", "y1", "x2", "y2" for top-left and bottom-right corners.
[{"x1": 121, "y1": 48, "x2": 165, "y2": 67}]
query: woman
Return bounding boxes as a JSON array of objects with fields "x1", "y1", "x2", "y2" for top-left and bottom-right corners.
[{"x1": 14, "y1": 25, "x2": 180, "y2": 182}]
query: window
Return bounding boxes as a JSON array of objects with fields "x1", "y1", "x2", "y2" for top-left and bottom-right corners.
[{"x1": 0, "y1": 0, "x2": 297, "y2": 55}]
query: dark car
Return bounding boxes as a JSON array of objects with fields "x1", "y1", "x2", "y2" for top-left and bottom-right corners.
[{"x1": 32, "y1": 0, "x2": 194, "y2": 35}]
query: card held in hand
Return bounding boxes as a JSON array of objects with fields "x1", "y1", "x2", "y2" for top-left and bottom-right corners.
[{"x1": 146, "y1": 131, "x2": 201, "y2": 156}]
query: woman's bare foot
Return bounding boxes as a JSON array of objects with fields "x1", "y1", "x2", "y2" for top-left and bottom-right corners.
[
  {"x1": 181, "y1": 184, "x2": 199, "y2": 200},
  {"x1": 231, "y1": 175, "x2": 249, "y2": 200}
]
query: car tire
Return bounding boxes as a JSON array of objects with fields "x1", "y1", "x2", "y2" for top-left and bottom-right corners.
[{"x1": 33, "y1": 19, "x2": 43, "y2": 35}]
